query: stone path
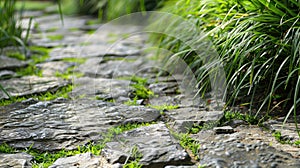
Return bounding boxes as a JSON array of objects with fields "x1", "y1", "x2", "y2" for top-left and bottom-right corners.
[{"x1": 0, "y1": 10, "x2": 300, "y2": 168}]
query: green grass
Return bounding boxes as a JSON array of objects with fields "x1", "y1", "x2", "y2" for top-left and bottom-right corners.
[
  {"x1": 0, "y1": 85, "x2": 73, "y2": 106},
  {"x1": 55, "y1": 67, "x2": 83, "y2": 80},
  {"x1": 6, "y1": 51, "x2": 26, "y2": 60},
  {"x1": 47, "y1": 35, "x2": 64, "y2": 41},
  {"x1": 153, "y1": 0, "x2": 300, "y2": 136},
  {"x1": 62, "y1": 57, "x2": 87, "y2": 64},
  {"x1": 0, "y1": 122, "x2": 154, "y2": 167},
  {"x1": 0, "y1": 0, "x2": 25, "y2": 48},
  {"x1": 176, "y1": 133, "x2": 200, "y2": 160},
  {"x1": 272, "y1": 130, "x2": 300, "y2": 146},
  {"x1": 15, "y1": 1, "x2": 54, "y2": 11}
]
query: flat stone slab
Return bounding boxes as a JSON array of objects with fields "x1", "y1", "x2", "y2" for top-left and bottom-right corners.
[
  {"x1": 0, "y1": 55, "x2": 28, "y2": 71},
  {"x1": 0, "y1": 99, "x2": 160, "y2": 151},
  {"x1": 0, "y1": 153, "x2": 32, "y2": 168},
  {"x1": 78, "y1": 58, "x2": 144, "y2": 78},
  {"x1": 102, "y1": 123, "x2": 192, "y2": 168},
  {"x1": 166, "y1": 108, "x2": 224, "y2": 133},
  {"x1": 213, "y1": 126, "x2": 234, "y2": 134},
  {"x1": 0, "y1": 76, "x2": 70, "y2": 100},
  {"x1": 49, "y1": 44, "x2": 140, "y2": 61},
  {"x1": 50, "y1": 152, "x2": 111, "y2": 168},
  {"x1": 36, "y1": 61, "x2": 76, "y2": 77},
  {"x1": 191, "y1": 125, "x2": 300, "y2": 167},
  {"x1": 70, "y1": 77, "x2": 131, "y2": 101}
]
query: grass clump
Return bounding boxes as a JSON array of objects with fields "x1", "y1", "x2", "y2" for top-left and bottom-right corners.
[
  {"x1": 6, "y1": 51, "x2": 26, "y2": 60},
  {"x1": 154, "y1": 0, "x2": 300, "y2": 132},
  {"x1": 272, "y1": 130, "x2": 300, "y2": 147},
  {"x1": 176, "y1": 133, "x2": 200, "y2": 160},
  {"x1": 0, "y1": 85, "x2": 73, "y2": 106}
]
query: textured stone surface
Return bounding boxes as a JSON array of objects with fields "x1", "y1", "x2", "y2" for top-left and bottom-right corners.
[
  {"x1": 49, "y1": 44, "x2": 140, "y2": 61},
  {"x1": 191, "y1": 125, "x2": 300, "y2": 167},
  {"x1": 102, "y1": 123, "x2": 192, "y2": 168},
  {"x1": 78, "y1": 58, "x2": 145, "y2": 78},
  {"x1": 36, "y1": 61, "x2": 76, "y2": 77},
  {"x1": 0, "y1": 99, "x2": 160, "y2": 151},
  {"x1": 166, "y1": 108, "x2": 224, "y2": 133},
  {"x1": 0, "y1": 76, "x2": 70, "y2": 100},
  {"x1": 0, "y1": 56, "x2": 28, "y2": 71},
  {"x1": 0, "y1": 70, "x2": 16, "y2": 79},
  {"x1": 213, "y1": 126, "x2": 234, "y2": 134},
  {"x1": 70, "y1": 76, "x2": 131, "y2": 101},
  {"x1": 49, "y1": 152, "x2": 111, "y2": 168},
  {"x1": 0, "y1": 153, "x2": 33, "y2": 168}
]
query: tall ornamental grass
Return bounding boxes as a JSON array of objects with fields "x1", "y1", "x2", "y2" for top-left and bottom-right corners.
[
  {"x1": 68, "y1": 0, "x2": 164, "y2": 21},
  {"x1": 0, "y1": 0, "x2": 24, "y2": 48},
  {"x1": 155, "y1": 0, "x2": 300, "y2": 126}
]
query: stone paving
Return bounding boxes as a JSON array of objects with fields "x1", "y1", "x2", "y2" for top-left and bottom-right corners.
[{"x1": 0, "y1": 10, "x2": 300, "y2": 168}]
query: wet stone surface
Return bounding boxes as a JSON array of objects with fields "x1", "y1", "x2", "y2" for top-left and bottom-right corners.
[
  {"x1": 0, "y1": 99, "x2": 160, "y2": 151},
  {"x1": 102, "y1": 123, "x2": 192, "y2": 168},
  {"x1": 0, "y1": 76, "x2": 70, "y2": 100}
]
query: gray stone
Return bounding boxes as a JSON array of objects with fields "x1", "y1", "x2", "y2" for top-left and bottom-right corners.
[
  {"x1": 0, "y1": 55, "x2": 28, "y2": 71},
  {"x1": 78, "y1": 58, "x2": 144, "y2": 78},
  {"x1": 0, "y1": 70, "x2": 16, "y2": 79},
  {"x1": 36, "y1": 61, "x2": 76, "y2": 77},
  {"x1": 70, "y1": 76, "x2": 131, "y2": 101},
  {"x1": 166, "y1": 108, "x2": 224, "y2": 133},
  {"x1": 102, "y1": 123, "x2": 191, "y2": 168},
  {"x1": 48, "y1": 44, "x2": 140, "y2": 61},
  {"x1": 0, "y1": 76, "x2": 70, "y2": 100},
  {"x1": 49, "y1": 152, "x2": 111, "y2": 168},
  {"x1": 0, "y1": 153, "x2": 32, "y2": 168},
  {"x1": 149, "y1": 82, "x2": 179, "y2": 95},
  {"x1": 0, "y1": 99, "x2": 160, "y2": 151},
  {"x1": 213, "y1": 126, "x2": 234, "y2": 134}
]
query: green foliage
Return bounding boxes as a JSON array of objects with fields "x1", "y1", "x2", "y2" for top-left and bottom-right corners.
[
  {"x1": 155, "y1": 0, "x2": 300, "y2": 123},
  {"x1": 0, "y1": 143, "x2": 16, "y2": 153},
  {"x1": 123, "y1": 160, "x2": 143, "y2": 168},
  {"x1": 0, "y1": 0, "x2": 25, "y2": 48},
  {"x1": 112, "y1": 122, "x2": 155, "y2": 134},
  {"x1": 150, "y1": 104, "x2": 179, "y2": 111},
  {"x1": 131, "y1": 81, "x2": 154, "y2": 100},
  {"x1": 47, "y1": 34, "x2": 64, "y2": 41},
  {"x1": 177, "y1": 133, "x2": 200, "y2": 160},
  {"x1": 72, "y1": 0, "x2": 164, "y2": 21},
  {"x1": 6, "y1": 51, "x2": 26, "y2": 60},
  {"x1": 15, "y1": 1, "x2": 54, "y2": 11},
  {"x1": 0, "y1": 85, "x2": 73, "y2": 106},
  {"x1": 223, "y1": 111, "x2": 258, "y2": 125},
  {"x1": 272, "y1": 130, "x2": 300, "y2": 146},
  {"x1": 55, "y1": 67, "x2": 83, "y2": 80}
]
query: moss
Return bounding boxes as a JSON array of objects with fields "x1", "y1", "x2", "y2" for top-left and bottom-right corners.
[
  {"x1": 0, "y1": 85, "x2": 73, "y2": 107},
  {"x1": 29, "y1": 46, "x2": 51, "y2": 64},
  {"x1": 47, "y1": 34, "x2": 64, "y2": 41},
  {"x1": 16, "y1": 65, "x2": 43, "y2": 77},
  {"x1": 62, "y1": 57, "x2": 87, "y2": 64},
  {"x1": 6, "y1": 51, "x2": 26, "y2": 60},
  {"x1": 55, "y1": 67, "x2": 84, "y2": 80},
  {"x1": 86, "y1": 19, "x2": 101, "y2": 25},
  {"x1": 69, "y1": 28, "x2": 80, "y2": 32},
  {"x1": 87, "y1": 30, "x2": 96, "y2": 35},
  {"x1": 46, "y1": 27, "x2": 58, "y2": 32}
]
